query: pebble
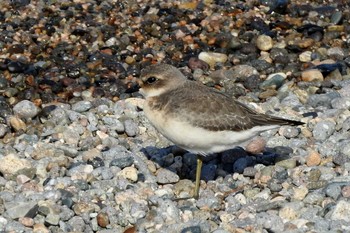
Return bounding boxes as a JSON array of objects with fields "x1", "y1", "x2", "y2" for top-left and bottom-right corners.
[
  {"x1": 9, "y1": 116, "x2": 26, "y2": 131},
  {"x1": 306, "y1": 150, "x2": 321, "y2": 166},
  {"x1": 71, "y1": 101, "x2": 92, "y2": 112},
  {"x1": 301, "y1": 69, "x2": 324, "y2": 82},
  {"x1": 198, "y1": 52, "x2": 228, "y2": 68},
  {"x1": 299, "y1": 51, "x2": 312, "y2": 62},
  {"x1": 245, "y1": 137, "x2": 266, "y2": 154},
  {"x1": 312, "y1": 120, "x2": 336, "y2": 141},
  {"x1": 0, "y1": 154, "x2": 31, "y2": 175},
  {"x1": 5, "y1": 201, "x2": 38, "y2": 219},
  {"x1": 331, "y1": 200, "x2": 350, "y2": 221},
  {"x1": 13, "y1": 100, "x2": 39, "y2": 119},
  {"x1": 256, "y1": 35, "x2": 273, "y2": 51},
  {"x1": 259, "y1": 72, "x2": 286, "y2": 90},
  {"x1": 118, "y1": 167, "x2": 138, "y2": 182},
  {"x1": 156, "y1": 168, "x2": 180, "y2": 184},
  {"x1": 124, "y1": 119, "x2": 139, "y2": 137}
]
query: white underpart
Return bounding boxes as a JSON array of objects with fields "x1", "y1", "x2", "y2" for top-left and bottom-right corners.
[
  {"x1": 143, "y1": 102, "x2": 280, "y2": 156},
  {"x1": 139, "y1": 87, "x2": 167, "y2": 98}
]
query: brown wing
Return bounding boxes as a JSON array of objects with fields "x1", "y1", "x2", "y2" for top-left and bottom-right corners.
[{"x1": 159, "y1": 81, "x2": 302, "y2": 131}]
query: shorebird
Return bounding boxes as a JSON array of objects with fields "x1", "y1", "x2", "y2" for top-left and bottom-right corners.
[{"x1": 139, "y1": 64, "x2": 302, "y2": 199}]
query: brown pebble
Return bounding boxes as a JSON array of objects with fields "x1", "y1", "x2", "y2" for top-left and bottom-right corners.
[
  {"x1": 19, "y1": 217, "x2": 34, "y2": 227},
  {"x1": 16, "y1": 174, "x2": 31, "y2": 184},
  {"x1": 341, "y1": 186, "x2": 350, "y2": 198},
  {"x1": 301, "y1": 69, "x2": 324, "y2": 82},
  {"x1": 33, "y1": 223, "x2": 49, "y2": 233},
  {"x1": 245, "y1": 137, "x2": 266, "y2": 154},
  {"x1": 97, "y1": 212, "x2": 109, "y2": 228},
  {"x1": 124, "y1": 226, "x2": 137, "y2": 233},
  {"x1": 9, "y1": 116, "x2": 26, "y2": 132},
  {"x1": 306, "y1": 150, "x2": 321, "y2": 166}
]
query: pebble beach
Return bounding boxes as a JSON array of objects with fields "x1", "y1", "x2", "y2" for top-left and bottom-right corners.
[{"x1": 1, "y1": 0, "x2": 350, "y2": 232}]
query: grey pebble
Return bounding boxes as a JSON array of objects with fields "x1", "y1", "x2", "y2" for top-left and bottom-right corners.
[
  {"x1": 45, "y1": 213, "x2": 60, "y2": 226},
  {"x1": 313, "y1": 121, "x2": 336, "y2": 141},
  {"x1": 324, "y1": 184, "x2": 342, "y2": 200},
  {"x1": 0, "y1": 124, "x2": 8, "y2": 137},
  {"x1": 67, "y1": 216, "x2": 86, "y2": 232},
  {"x1": 123, "y1": 119, "x2": 139, "y2": 137},
  {"x1": 71, "y1": 101, "x2": 92, "y2": 112},
  {"x1": 5, "y1": 201, "x2": 37, "y2": 219},
  {"x1": 156, "y1": 168, "x2": 179, "y2": 184},
  {"x1": 13, "y1": 100, "x2": 39, "y2": 119},
  {"x1": 110, "y1": 156, "x2": 134, "y2": 169}
]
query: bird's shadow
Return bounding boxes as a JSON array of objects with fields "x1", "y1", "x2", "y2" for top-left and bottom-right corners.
[{"x1": 140, "y1": 145, "x2": 294, "y2": 183}]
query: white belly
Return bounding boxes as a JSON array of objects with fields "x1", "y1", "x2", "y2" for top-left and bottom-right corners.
[{"x1": 143, "y1": 103, "x2": 279, "y2": 156}]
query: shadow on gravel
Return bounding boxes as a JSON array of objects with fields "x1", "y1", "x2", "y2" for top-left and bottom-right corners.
[{"x1": 141, "y1": 144, "x2": 294, "y2": 184}]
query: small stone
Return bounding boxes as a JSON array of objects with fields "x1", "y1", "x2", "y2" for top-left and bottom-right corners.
[
  {"x1": 9, "y1": 116, "x2": 26, "y2": 131},
  {"x1": 118, "y1": 167, "x2": 138, "y2": 182},
  {"x1": 256, "y1": 35, "x2": 273, "y2": 51},
  {"x1": 293, "y1": 186, "x2": 309, "y2": 200},
  {"x1": 331, "y1": 200, "x2": 350, "y2": 221},
  {"x1": 232, "y1": 65, "x2": 259, "y2": 79},
  {"x1": 279, "y1": 202, "x2": 303, "y2": 221},
  {"x1": 245, "y1": 137, "x2": 266, "y2": 154},
  {"x1": 259, "y1": 73, "x2": 286, "y2": 90},
  {"x1": 278, "y1": 126, "x2": 300, "y2": 139},
  {"x1": 306, "y1": 150, "x2": 321, "y2": 166},
  {"x1": 97, "y1": 212, "x2": 109, "y2": 228},
  {"x1": 299, "y1": 51, "x2": 312, "y2": 62},
  {"x1": 13, "y1": 100, "x2": 39, "y2": 119},
  {"x1": 110, "y1": 156, "x2": 134, "y2": 169},
  {"x1": 33, "y1": 223, "x2": 50, "y2": 233},
  {"x1": 201, "y1": 163, "x2": 216, "y2": 181},
  {"x1": 275, "y1": 159, "x2": 296, "y2": 169},
  {"x1": 198, "y1": 52, "x2": 228, "y2": 68},
  {"x1": 341, "y1": 186, "x2": 350, "y2": 198},
  {"x1": 156, "y1": 168, "x2": 180, "y2": 184},
  {"x1": 71, "y1": 101, "x2": 92, "y2": 112},
  {"x1": 5, "y1": 201, "x2": 37, "y2": 219},
  {"x1": 0, "y1": 124, "x2": 8, "y2": 138},
  {"x1": 325, "y1": 184, "x2": 341, "y2": 200},
  {"x1": 124, "y1": 119, "x2": 139, "y2": 137},
  {"x1": 243, "y1": 167, "x2": 257, "y2": 177},
  {"x1": 312, "y1": 121, "x2": 336, "y2": 141},
  {"x1": 19, "y1": 217, "x2": 34, "y2": 227},
  {"x1": 327, "y1": 47, "x2": 345, "y2": 60},
  {"x1": 0, "y1": 154, "x2": 31, "y2": 175},
  {"x1": 45, "y1": 213, "x2": 60, "y2": 226},
  {"x1": 301, "y1": 69, "x2": 324, "y2": 82},
  {"x1": 16, "y1": 174, "x2": 31, "y2": 184}
]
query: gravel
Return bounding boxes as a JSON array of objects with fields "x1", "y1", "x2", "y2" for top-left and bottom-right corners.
[{"x1": 0, "y1": 0, "x2": 350, "y2": 232}]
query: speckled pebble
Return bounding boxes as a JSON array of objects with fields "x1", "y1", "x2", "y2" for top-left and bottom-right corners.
[
  {"x1": 156, "y1": 168, "x2": 180, "y2": 184},
  {"x1": 123, "y1": 119, "x2": 139, "y2": 137},
  {"x1": 313, "y1": 120, "x2": 336, "y2": 141},
  {"x1": 118, "y1": 167, "x2": 138, "y2": 182},
  {"x1": 256, "y1": 35, "x2": 273, "y2": 51}
]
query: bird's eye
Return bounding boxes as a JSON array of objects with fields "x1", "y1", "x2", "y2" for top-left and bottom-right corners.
[{"x1": 146, "y1": 76, "x2": 158, "y2": 84}]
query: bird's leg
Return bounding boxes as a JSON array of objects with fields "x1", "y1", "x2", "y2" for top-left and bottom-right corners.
[
  {"x1": 172, "y1": 155, "x2": 203, "y2": 201},
  {"x1": 194, "y1": 155, "x2": 203, "y2": 199}
]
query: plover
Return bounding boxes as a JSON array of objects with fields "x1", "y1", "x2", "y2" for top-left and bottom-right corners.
[{"x1": 139, "y1": 64, "x2": 303, "y2": 199}]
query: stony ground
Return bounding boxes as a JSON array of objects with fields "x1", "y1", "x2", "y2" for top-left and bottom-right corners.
[{"x1": 0, "y1": 0, "x2": 350, "y2": 232}]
